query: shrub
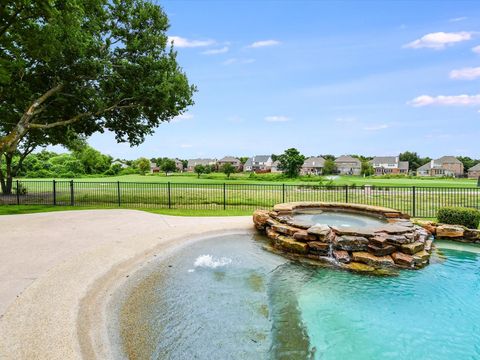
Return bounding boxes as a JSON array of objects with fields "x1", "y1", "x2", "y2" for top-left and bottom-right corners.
[{"x1": 437, "y1": 207, "x2": 480, "y2": 229}]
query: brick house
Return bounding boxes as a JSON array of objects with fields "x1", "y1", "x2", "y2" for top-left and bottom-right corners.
[
  {"x1": 417, "y1": 156, "x2": 464, "y2": 177},
  {"x1": 370, "y1": 156, "x2": 409, "y2": 175},
  {"x1": 217, "y1": 156, "x2": 242, "y2": 171},
  {"x1": 186, "y1": 158, "x2": 217, "y2": 172},
  {"x1": 335, "y1": 155, "x2": 361, "y2": 175},
  {"x1": 468, "y1": 163, "x2": 480, "y2": 179},
  {"x1": 301, "y1": 156, "x2": 325, "y2": 175}
]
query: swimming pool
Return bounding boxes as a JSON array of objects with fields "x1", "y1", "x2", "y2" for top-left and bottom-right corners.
[{"x1": 110, "y1": 234, "x2": 480, "y2": 359}]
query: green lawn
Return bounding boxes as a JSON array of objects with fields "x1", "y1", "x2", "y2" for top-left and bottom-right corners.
[
  {"x1": 0, "y1": 205, "x2": 252, "y2": 217},
  {"x1": 16, "y1": 172, "x2": 479, "y2": 188}
]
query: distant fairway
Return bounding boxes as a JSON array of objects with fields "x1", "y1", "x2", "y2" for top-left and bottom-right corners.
[{"x1": 15, "y1": 173, "x2": 478, "y2": 188}]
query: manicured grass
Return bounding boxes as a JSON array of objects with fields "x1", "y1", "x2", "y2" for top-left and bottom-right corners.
[
  {"x1": 16, "y1": 172, "x2": 478, "y2": 188},
  {"x1": 0, "y1": 205, "x2": 252, "y2": 217}
]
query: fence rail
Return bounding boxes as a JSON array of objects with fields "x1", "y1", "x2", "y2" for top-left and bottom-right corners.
[{"x1": 1, "y1": 180, "x2": 479, "y2": 218}]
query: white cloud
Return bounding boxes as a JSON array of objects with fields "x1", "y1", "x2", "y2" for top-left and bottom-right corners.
[
  {"x1": 404, "y1": 31, "x2": 473, "y2": 49},
  {"x1": 248, "y1": 40, "x2": 281, "y2": 48},
  {"x1": 449, "y1": 67, "x2": 480, "y2": 80},
  {"x1": 363, "y1": 124, "x2": 390, "y2": 131},
  {"x1": 172, "y1": 113, "x2": 194, "y2": 123},
  {"x1": 222, "y1": 58, "x2": 255, "y2": 65},
  {"x1": 409, "y1": 94, "x2": 480, "y2": 107},
  {"x1": 180, "y1": 144, "x2": 193, "y2": 148},
  {"x1": 449, "y1": 17, "x2": 467, "y2": 22},
  {"x1": 264, "y1": 115, "x2": 290, "y2": 122},
  {"x1": 472, "y1": 45, "x2": 480, "y2": 54},
  {"x1": 168, "y1": 36, "x2": 215, "y2": 48},
  {"x1": 202, "y1": 46, "x2": 229, "y2": 55}
]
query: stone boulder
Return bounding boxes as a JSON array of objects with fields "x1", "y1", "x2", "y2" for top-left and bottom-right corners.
[
  {"x1": 333, "y1": 235, "x2": 369, "y2": 251},
  {"x1": 253, "y1": 210, "x2": 270, "y2": 229},
  {"x1": 436, "y1": 224, "x2": 464, "y2": 238},
  {"x1": 414, "y1": 220, "x2": 437, "y2": 235},
  {"x1": 271, "y1": 223, "x2": 299, "y2": 236},
  {"x1": 293, "y1": 230, "x2": 317, "y2": 242},
  {"x1": 351, "y1": 252, "x2": 394, "y2": 267},
  {"x1": 391, "y1": 252, "x2": 415, "y2": 268},
  {"x1": 464, "y1": 229, "x2": 480, "y2": 241},
  {"x1": 333, "y1": 250, "x2": 350, "y2": 263},
  {"x1": 275, "y1": 235, "x2": 309, "y2": 254},
  {"x1": 307, "y1": 224, "x2": 333, "y2": 241},
  {"x1": 400, "y1": 241, "x2": 424, "y2": 255},
  {"x1": 308, "y1": 241, "x2": 330, "y2": 255},
  {"x1": 367, "y1": 244, "x2": 395, "y2": 256}
]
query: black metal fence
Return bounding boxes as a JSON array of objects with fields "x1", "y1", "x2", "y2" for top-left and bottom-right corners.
[{"x1": 1, "y1": 180, "x2": 479, "y2": 218}]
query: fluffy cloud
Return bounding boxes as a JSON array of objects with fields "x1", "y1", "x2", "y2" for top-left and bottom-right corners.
[
  {"x1": 404, "y1": 31, "x2": 473, "y2": 49},
  {"x1": 168, "y1": 36, "x2": 215, "y2": 48},
  {"x1": 363, "y1": 124, "x2": 390, "y2": 131},
  {"x1": 264, "y1": 115, "x2": 290, "y2": 122},
  {"x1": 202, "y1": 46, "x2": 229, "y2": 55},
  {"x1": 409, "y1": 94, "x2": 480, "y2": 107},
  {"x1": 449, "y1": 17, "x2": 467, "y2": 22},
  {"x1": 335, "y1": 117, "x2": 357, "y2": 123},
  {"x1": 449, "y1": 67, "x2": 480, "y2": 80},
  {"x1": 222, "y1": 58, "x2": 255, "y2": 65},
  {"x1": 472, "y1": 45, "x2": 480, "y2": 54},
  {"x1": 248, "y1": 40, "x2": 281, "y2": 48}
]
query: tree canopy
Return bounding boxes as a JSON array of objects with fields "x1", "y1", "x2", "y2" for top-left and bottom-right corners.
[
  {"x1": 277, "y1": 148, "x2": 305, "y2": 178},
  {"x1": 0, "y1": 0, "x2": 195, "y2": 193}
]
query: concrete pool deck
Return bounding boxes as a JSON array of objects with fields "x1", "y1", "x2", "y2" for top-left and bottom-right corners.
[{"x1": 0, "y1": 210, "x2": 252, "y2": 359}]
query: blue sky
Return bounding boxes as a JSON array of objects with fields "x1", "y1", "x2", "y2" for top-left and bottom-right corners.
[{"x1": 87, "y1": 0, "x2": 480, "y2": 159}]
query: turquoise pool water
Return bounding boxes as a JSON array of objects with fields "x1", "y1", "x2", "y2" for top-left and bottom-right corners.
[
  {"x1": 292, "y1": 210, "x2": 387, "y2": 229},
  {"x1": 116, "y1": 235, "x2": 480, "y2": 359}
]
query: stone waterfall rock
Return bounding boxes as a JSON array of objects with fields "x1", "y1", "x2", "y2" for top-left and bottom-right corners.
[
  {"x1": 333, "y1": 236, "x2": 369, "y2": 251},
  {"x1": 436, "y1": 224, "x2": 465, "y2": 238},
  {"x1": 333, "y1": 250, "x2": 350, "y2": 263},
  {"x1": 351, "y1": 252, "x2": 395, "y2": 267}
]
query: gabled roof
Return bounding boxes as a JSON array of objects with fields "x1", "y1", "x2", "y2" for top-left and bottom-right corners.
[
  {"x1": 335, "y1": 155, "x2": 361, "y2": 165},
  {"x1": 187, "y1": 158, "x2": 216, "y2": 167},
  {"x1": 303, "y1": 156, "x2": 325, "y2": 168},
  {"x1": 219, "y1": 156, "x2": 240, "y2": 163},
  {"x1": 252, "y1": 155, "x2": 271, "y2": 163},
  {"x1": 417, "y1": 162, "x2": 432, "y2": 171},
  {"x1": 244, "y1": 158, "x2": 253, "y2": 166},
  {"x1": 468, "y1": 163, "x2": 480, "y2": 171},
  {"x1": 371, "y1": 156, "x2": 398, "y2": 164},
  {"x1": 272, "y1": 160, "x2": 280, "y2": 167},
  {"x1": 434, "y1": 156, "x2": 462, "y2": 165}
]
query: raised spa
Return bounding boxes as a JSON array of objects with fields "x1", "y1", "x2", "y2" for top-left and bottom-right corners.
[{"x1": 253, "y1": 202, "x2": 433, "y2": 272}]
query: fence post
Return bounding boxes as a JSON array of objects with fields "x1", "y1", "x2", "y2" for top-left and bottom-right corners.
[
  {"x1": 412, "y1": 186, "x2": 416, "y2": 217},
  {"x1": 16, "y1": 180, "x2": 20, "y2": 205},
  {"x1": 345, "y1": 185, "x2": 349, "y2": 203},
  {"x1": 282, "y1": 183, "x2": 285, "y2": 203},
  {"x1": 53, "y1": 180, "x2": 57, "y2": 206},
  {"x1": 223, "y1": 183, "x2": 226, "y2": 210},
  {"x1": 70, "y1": 180, "x2": 74, "y2": 206},
  {"x1": 168, "y1": 182, "x2": 171, "y2": 209},
  {"x1": 117, "y1": 181, "x2": 121, "y2": 207}
]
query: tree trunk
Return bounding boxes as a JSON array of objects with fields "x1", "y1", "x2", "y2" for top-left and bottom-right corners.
[{"x1": 0, "y1": 154, "x2": 13, "y2": 195}]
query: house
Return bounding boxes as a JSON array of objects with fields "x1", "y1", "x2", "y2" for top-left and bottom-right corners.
[
  {"x1": 467, "y1": 163, "x2": 480, "y2": 179},
  {"x1": 174, "y1": 159, "x2": 184, "y2": 172},
  {"x1": 370, "y1": 156, "x2": 409, "y2": 175},
  {"x1": 417, "y1": 156, "x2": 464, "y2": 177},
  {"x1": 334, "y1": 155, "x2": 361, "y2": 175},
  {"x1": 150, "y1": 162, "x2": 160, "y2": 173},
  {"x1": 301, "y1": 156, "x2": 325, "y2": 175},
  {"x1": 186, "y1": 158, "x2": 217, "y2": 172},
  {"x1": 271, "y1": 160, "x2": 282, "y2": 173},
  {"x1": 244, "y1": 155, "x2": 273, "y2": 172},
  {"x1": 217, "y1": 156, "x2": 242, "y2": 171}
]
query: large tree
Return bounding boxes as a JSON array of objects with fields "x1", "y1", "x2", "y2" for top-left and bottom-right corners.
[
  {"x1": 277, "y1": 148, "x2": 305, "y2": 178},
  {"x1": 0, "y1": 0, "x2": 195, "y2": 193}
]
